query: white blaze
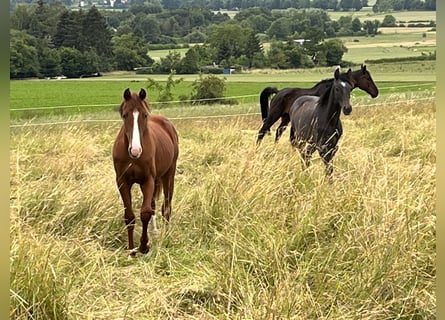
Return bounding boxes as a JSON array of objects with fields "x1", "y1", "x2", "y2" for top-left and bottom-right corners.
[{"x1": 130, "y1": 110, "x2": 142, "y2": 158}]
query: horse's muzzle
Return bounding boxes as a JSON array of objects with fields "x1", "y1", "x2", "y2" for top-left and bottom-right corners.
[
  {"x1": 343, "y1": 105, "x2": 352, "y2": 115},
  {"x1": 128, "y1": 147, "x2": 142, "y2": 159}
]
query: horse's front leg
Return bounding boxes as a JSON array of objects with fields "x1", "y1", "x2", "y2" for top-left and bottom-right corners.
[
  {"x1": 320, "y1": 145, "x2": 338, "y2": 178},
  {"x1": 302, "y1": 144, "x2": 316, "y2": 169},
  {"x1": 117, "y1": 181, "x2": 136, "y2": 256},
  {"x1": 139, "y1": 178, "x2": 156, "y2": 254}
]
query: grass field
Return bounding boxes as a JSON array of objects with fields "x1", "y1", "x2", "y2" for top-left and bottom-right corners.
[
  {"x1": 10, "y1": 92, "x2": 436, "y2": 318},
  {"x1": 9, "y1": 60, "x2": 436, "y2": 124},
  {"x1": 328, "y1": 9, "x2": 435, "y2": 22}
]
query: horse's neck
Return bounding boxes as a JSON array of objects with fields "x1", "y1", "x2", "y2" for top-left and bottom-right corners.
[
  {"x1": 348, "y1": 70, "x2": 361, "y2": 87},
  {"x1": 311, "y1": 79, "x2": 332, "y2": 95},
  {"x1": 318, "y1": 86, "x2": 341, "y2": 122}
]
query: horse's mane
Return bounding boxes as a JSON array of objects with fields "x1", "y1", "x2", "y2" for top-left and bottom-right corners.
[
  {"x1": 317, "y1": 71, "x2": 354, "y2": 86},
  {"x1": 317, "y1": 83, "x2": 332, "y2": 106}
]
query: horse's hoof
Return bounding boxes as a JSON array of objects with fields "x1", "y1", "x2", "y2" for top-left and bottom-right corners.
[
  {"x1": 128, "y1": 248, "x2": 138, "y2": 259},
  {"x1": 139, "y1": 245, "x2": 150, "y2": 254}
]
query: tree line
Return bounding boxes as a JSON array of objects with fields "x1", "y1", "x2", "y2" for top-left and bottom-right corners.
[
  {"x1": 10, "y1": 0, "x2": 435, "y2": 79},
  {"x1": 10, "y1": 0, "x2": 436, "y2": 12}
]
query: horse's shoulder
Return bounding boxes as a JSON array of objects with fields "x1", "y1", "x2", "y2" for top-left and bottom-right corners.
[{"x1": 149, "y1": 115, "x2": 178, "y2": 143}]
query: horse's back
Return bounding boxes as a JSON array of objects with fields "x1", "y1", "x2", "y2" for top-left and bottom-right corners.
[{"x1": 290, "y1": 95, "x2": 319, "y2": 117}]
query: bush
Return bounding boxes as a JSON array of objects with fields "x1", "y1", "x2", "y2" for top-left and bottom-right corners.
[{"x1": 190, "y1": 74, "x2": 227, "y2": 104}]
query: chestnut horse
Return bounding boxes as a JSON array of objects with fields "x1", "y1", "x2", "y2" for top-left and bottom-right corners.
[
  {"x1": 113, "y1": 88, "x2": 179, "y2": 256},
  {"x1": 257, "y1": 64, "x2": 379, "y2": 144}
]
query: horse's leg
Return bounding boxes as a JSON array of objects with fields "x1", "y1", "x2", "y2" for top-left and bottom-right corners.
[
  {"x1": 139, "y1": 177, "x2": 156, "y2": 254},
  {"x1": 161, "y1": 169, "x2": 176, "y2": 224},
  {"x1": 275, "y1": 113, "x2": 290, "y2": 143},
  {"x1": 151, "y1": 183, "x2": 158, "y2": 233},
  {"x1": 320, "y1": 145, "x2": 338, "y2": 178},
  {"x1": 257, "y1": 106, "x2": 283, "y2": 144},
  {"x1": 302, "y1": 144, "x2": 316, "y2": 169},
  {"x1": 117, "y1": 181, "x2": 136, "y2": 255}
]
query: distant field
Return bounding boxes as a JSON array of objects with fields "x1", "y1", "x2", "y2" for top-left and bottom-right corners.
[
  {"x1": 328, "y1": 10, "x2": 436, "y2": 22},
  {"x1": 148, "y1": 17, "x2": 436, "y2": 65}
]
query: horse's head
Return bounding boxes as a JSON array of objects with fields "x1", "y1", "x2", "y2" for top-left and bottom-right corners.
[
  {"x1": 353, "y1": 64, "x2": 379, "y2": 98},
  {"x1": 333, "y1": 68, "x2": 353, "y2": 115},
  {"x1": 119, "y1": 88, "x2": 150, "y2": 159}
]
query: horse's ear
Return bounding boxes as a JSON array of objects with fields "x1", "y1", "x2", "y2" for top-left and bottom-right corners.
[
  {"x1": 361, "y1": 64, "x2": 367, "y2": 73},
  {"x1": 334, "y1": 67, "x2": 340, "y2": 80},
  {"x1": 347, "y1": 68, "x2": 352, "y2": 73},
  {"x1": 124, "y1": 88, "x2": 131, "y2": 101},
  {"x1": 139, "y1": 88, "x2": 146, "y2": 100}
]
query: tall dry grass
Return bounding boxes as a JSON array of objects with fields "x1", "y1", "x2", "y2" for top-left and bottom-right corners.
[{"x1": 10, "y1": 99, "x2": 435, "y2": 319}]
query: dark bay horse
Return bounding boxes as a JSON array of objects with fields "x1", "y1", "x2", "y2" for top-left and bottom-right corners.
[
  {"x1": 113, "y1": 88, "x2": 179, "y2": 257},
  {"x1": 257, "y1": 64, "x2": 378, "y2": 144},
  {"x1": 289, "y1": 68, "x2": 352, "y2": 177}
]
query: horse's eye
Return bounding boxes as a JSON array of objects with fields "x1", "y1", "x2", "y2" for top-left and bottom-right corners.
[
  {"x1": 144, "y1": 113, "x2": 148, "y2": 118},
  {"x1": 122, "y1": 113, "x2": 128, "y2": 119}
]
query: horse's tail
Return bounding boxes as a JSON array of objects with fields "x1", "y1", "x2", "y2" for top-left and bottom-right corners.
[{"x1": 259, "y1": 87, "x2": 279, "y2": 121}]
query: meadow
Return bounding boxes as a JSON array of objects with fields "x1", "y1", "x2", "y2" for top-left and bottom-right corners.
[{"x1": 10, "y1": 60, "x2": 436, "y2": 318}]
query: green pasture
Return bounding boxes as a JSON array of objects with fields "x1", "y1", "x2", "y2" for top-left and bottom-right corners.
[{"x1": 10, "y1": 60, "x2": 435, "y2": 122}]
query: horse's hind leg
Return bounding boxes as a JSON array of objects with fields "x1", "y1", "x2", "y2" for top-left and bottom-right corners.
[
  {"x1": 150, "y1": 183, "x2": 158, "y2": 233},
  {"x1": 161, "y1": 169, "x2": 176, "y2": 224},
  {"x1": 275, "y1": 113, "x2": 290, "y2": 143},
  {"x1": 257, "y1": 107, "x2": 283, "y2": 144}
]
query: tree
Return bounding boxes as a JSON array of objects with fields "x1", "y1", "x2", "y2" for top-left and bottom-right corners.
[
  {"x1": 112, "y1": 33, "x2": 154, "y2": 70},
  {"x1": 321, "y1": 39, "x2": 347, "y2": 66},
  {"x1": 10, "y1": 4, "x2": 33, "y2": 31},
  {"x1": 53, "y1": 10, "x2": 83, "y2": 50},
  {"x1": 244, "y1": 30, "x2": 264, "y2": 68},
  {"x1": 351, "y1": 17, "x2": 362, "y2": 32},
  {"x1": 10, "y1": 30, "x2": 40, "y2": 78},
  {"x1": 178, "y1": 47, "x2": 200, "y2": 74},
  {"x1": 131, "y1": 14, "x2": 161, "y2": 43},
  {"x1": 363, "y1": 19, "x2": 380, "y2": 36},
  {"x1": 266, "y1": 17, "x2": 291, "y2": 40},
  {"x1": 155, "y1": 51, "x2": 182, "y2": 73},
  {"x1": 206, "y1": 24, "x2": 251, "y2": 66},
  {"x1": 81, "y1": 6, "x2": 113, "y2": 57},
  {"x1": 381, "y1": 15, "x2": 396, "y2": 27},
  {"x1": 58, "y1": 47, "x2": 85, "y2": 78},
  {"x1": 352, "y1": 0, "x2": 363, "y2": 11},
  {"x1": 38, "y1": 47, "x2": 61, "y2": 77}
]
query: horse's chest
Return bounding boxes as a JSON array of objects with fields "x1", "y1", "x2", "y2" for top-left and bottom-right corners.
[{"x1": 123, "y1": 161, "x2": 153, "y2": 184}]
